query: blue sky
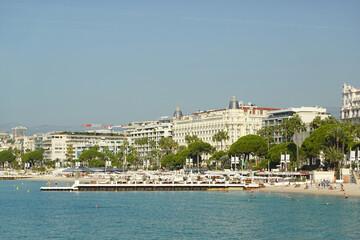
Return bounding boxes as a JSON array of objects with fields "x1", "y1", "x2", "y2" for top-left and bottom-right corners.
[{"x1": 1, "y1": 0, "x2": 359, "y2": 128}]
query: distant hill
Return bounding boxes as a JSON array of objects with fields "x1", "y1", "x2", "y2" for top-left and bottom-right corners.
[{"x1": 0, "y1": 123, "x2": 84, "y2": 135}]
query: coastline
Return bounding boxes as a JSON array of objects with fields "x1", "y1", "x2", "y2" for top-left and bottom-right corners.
[
  {"x1": 258, "y1": 183, "x2": 360, "y2": 197},
  {"x1": 6, "y1": 175, "x2": 360, "y2": 197}
]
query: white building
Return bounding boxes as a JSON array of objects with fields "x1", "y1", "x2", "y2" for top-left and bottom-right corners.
[
  {"x1": 14, "y1": 136, "x2": 35, "y2": 151},
  {"x1": 264, "y1": 106, "x2": 331, "y2": 144},
  {"x1": 173, "y1": 95, "x2": 279, "y2": 150},
  {"x1": 12, "y1": 126, "x2": 27, "y2": 139},
  {"x1": 125, "y1": 117, "x2": 173, "y2": 156},
  {"x1": 341, "y1": 83, "x2": 360, "y2": 123},
  {"x1": 42, "y1": 132, "x2": 126, "y2": 161}
]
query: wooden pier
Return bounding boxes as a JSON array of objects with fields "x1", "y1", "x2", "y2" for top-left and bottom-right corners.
[{"x1": 41, "y1": 182, "x2": 248, "y2": 192}]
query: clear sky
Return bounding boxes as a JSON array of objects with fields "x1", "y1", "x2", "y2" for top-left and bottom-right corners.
[{"x1": 1, "y1": 0, "x2": 359, "y2": 128}]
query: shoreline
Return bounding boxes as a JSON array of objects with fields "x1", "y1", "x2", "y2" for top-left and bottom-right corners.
[
  {"x1": 258, "y1": 183, "x2": 360, "y2": 197},
  {"x1": 4, "y1": 175, "x2": 360, "y2": 197}
]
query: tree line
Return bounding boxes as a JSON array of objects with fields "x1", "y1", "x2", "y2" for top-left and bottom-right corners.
[{"x1": 0, "y1": 115, "x2": 359, "y2": 172}]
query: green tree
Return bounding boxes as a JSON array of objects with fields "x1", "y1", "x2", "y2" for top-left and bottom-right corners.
[
  {"x1": 135, "y1": 137, "x2": 149, "y2": 156},
  {"x1": 228, "y1": 135, "x2": 267, "y2": 167},
  {"x1": 159, "y1": 137, "x2": 178, "y2": 155},
  {"x1": 267, "y1": 142, "x2": 297, "y2": 169},
  {"x1": 65, "y1": 144, "x2": 75, "y2": 161},
  {"x1": 310, "y1": 116, "x2": 322, "y2": 130},
  {"x1": 10, "y1": 160, "x2": 20, "y2": 170},
  {"x1": 149, "y1": 139, "x2": 156, "y2": 149},
  {"x1": 212, "y1": 131, "x2": 230, "y2": 151},
  {"x1": 209, "y1": 151, "x2": 227, "y2": 169},
  {"x1": 326, "y1": 126, "x2": 345, "y2": 154},
  {"x1": 0, "y1": 150, "x2": 15, "y2": 169},
  {"x1": 185, "y1": 135, "x2": 200, "y2": 145},
  {"x1": 280, "y1": 118, "x2": 290, "y2": 145},
  {"x1": 22, "y1": 150, "x2": 44, "y2": 167},
  {"x1": 12, "y1": 148, "x2": 24, "y2": 160},
  {"x1": 174, "y1": 148, "x2": 190, "y2": 167},
  {"x1": 147, "y1": 148, "x2": 161, "y2": 167},
  {"x1": 89, "y1": 159, "x2": 105, "y2": 167},
  {"x1": 323, "y1": 146, "x2": 342, "y2": 170},
  {"x1": 92, "y1": 144, "x2": 100, "y2": 151},
  {"x1": 188, "y1": 140, "x2": 214, "y2": 171},
  {"x1": 287, "y1": 114, "x2": 306, "y2": 168},
  {"x1": 321, "y1": 116, "x2": 340, "y2": 125},
  {"x1": 79, "y1": 149, "x2": 104, "y2": 163},
  {"x1": 302, "y1": 124, "x2": 336, "y2": 159},
  {"x1": 257, "y1": 125, "x2": 275, "y2": 151},
  {"x1": 161, "y1": 154, "x2": 176, "y2": 168}
]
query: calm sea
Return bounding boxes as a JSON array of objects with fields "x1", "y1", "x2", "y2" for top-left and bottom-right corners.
[{"x1": 0, "y1": 181, "x2": 359, "y2": 240}]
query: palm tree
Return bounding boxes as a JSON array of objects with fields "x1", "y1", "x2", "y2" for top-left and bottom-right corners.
[
  {"x1": 257, "y1": 126, "x2": 274, "y2": 151},
  {"x1": 288, "y1": 114, "x2": 306, "y2": 168},
  {"x1": 158, "y1": 137, "x2": 178, "y2": 155},
  {"x1": 185, "y1": 135, "x2": 199, "y2": 145},
  {"x1": 310, "y1": 116, "x2": 322, "y2": 130},
  {"x1": 212, "y1": 131, "x2": 230, "y2": 151},
  {"x1": 327, "y1": 126, "x2": 348, "y2": 167},
  {"x1": 188, "y1": 140, "x2": 214, "y2": 172},
  {"x1": 280, "y1": 119, "x2": 289, "y2": 145},
  {"x1": 120, "y1": 140, "x2": 129, "y2": 169},
  {"x1": 327, "y1": 126, "x2": 345, "y2": 153},
  {"x1": 323, "y1": 146, "x2": 342, "y2": 170},
  {"x1": 135, "y1": 137, "x2": 149, "y2": 157},
  {"x1": 65, "y1": 144, "x2": 74, "y2": 162}
]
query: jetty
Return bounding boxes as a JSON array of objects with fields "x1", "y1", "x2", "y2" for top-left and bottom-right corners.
[{"x1": 40, "y1": 180, "x2": 256, "y2": 192}]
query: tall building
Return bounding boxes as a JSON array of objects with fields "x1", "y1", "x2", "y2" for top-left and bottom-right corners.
[
  {"x1": 125, "y1": 117, "x2": 173, "y2": 156},
  {"x1": 264, "y1": 107, "x2": 331, "y2": 144},
  {"x1": 42, "y1": 132, "x2": 126, "y2": 161},
  {"x1": 173, "y1": 95, "x2": 279, "y2": 150},
  {"x1": 12, "y1": 126, "x2": 27, "y2": 139},
  {"x1": 341, "y1": 83, "x2": 360, "y2": 123}
]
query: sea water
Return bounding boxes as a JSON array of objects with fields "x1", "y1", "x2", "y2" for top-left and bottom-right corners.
[{"x1": 1, "y1": 181, "x2": 359, "y2": 240}]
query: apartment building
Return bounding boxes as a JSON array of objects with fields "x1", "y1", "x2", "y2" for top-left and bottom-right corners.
[
  {"x1": 125, "y1": 117, "x2": 173, "y2": 156},
  {"x1": 42, "y1": 132, "x2": 126, "y2": 161},
  {"x1": 264, "y1": 107, "x2": 330, "y2": 144}
]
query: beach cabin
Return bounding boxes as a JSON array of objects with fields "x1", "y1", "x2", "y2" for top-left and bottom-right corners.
[{"x1": 310, "y1": 171, "x2": 335, "y2": 183}]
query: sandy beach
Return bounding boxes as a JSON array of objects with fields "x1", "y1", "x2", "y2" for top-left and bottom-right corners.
[{"x1": 258, "y1": 183, "x2": 360, "y2": 197}]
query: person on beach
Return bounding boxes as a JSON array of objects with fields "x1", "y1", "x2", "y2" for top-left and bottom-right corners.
[
  {"x1": 55, "y1": 180, "x2": 58, "y2": 187},
  {"x1": 47, "y1": 180, "x2": 50, "y2": 187}
]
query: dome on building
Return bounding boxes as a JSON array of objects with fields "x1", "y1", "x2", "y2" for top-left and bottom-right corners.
[
  {"x1": 229, "y1": 94, "x2": 239, "y2": 109},
  {"x1": 173, "y1": 106, "x2": 183, "y2": 119}
]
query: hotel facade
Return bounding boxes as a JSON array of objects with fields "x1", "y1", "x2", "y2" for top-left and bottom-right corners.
[
  {"x1": 341, "y1": 83, "x2": 360, "y2": 123},
  {"x1": 173, "y1": 95, "x2": 279, "y2": 150}
]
